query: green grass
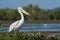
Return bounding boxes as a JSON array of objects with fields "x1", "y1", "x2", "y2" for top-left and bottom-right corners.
[
  {"x1": 0, "y1": 32, "x2": 42, "y2": 40},
  {"x1": 0, "y1": 32, "x2": 59, "y2": 40}
]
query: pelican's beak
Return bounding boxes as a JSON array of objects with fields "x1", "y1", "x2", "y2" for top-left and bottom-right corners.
[{"x1": 22, "y1": 9, "x2": 30, "y2": 16}]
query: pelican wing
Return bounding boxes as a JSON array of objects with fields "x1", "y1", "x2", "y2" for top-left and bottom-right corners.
[{"x1": 9, "y1": 20, "x2": 19, "y2": 32}]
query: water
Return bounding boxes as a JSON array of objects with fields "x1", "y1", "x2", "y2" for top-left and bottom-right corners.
[{"x1": 0, "y1": 23, "x2": 60, "y2": 32}]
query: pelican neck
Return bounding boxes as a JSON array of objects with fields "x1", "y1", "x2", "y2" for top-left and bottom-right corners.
[{"x1": 19, "y1": 12, "x2": 24, "y2": 21}]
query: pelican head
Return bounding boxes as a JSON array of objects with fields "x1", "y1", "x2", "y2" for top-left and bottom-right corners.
[{"x1": 18, "y1": 7, "x2": 30, "y2": 16}]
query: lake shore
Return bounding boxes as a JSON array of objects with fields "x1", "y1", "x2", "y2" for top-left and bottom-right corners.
[
  {"x1": 0, "y1": 32, "x2": 59, "y2": 40},
  {"x1": 1, "y1": 20, "x2": 60, "y2": 24},
  {"x1": 0, "y1": 20, "x2": 60, "y2": 40}
]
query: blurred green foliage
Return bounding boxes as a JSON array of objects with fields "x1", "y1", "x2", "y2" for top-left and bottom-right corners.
[
  {"x1": 0, "y1": 32, "x2": 43, "y2": 40},
  {"x1": 0, "y1": 20, "x2": 2, "y2": 26},
  {"x1": 0, "y1": 32, "x2": 58, "y2": 40},
  {"x1": 0, "y1": 4, "x2": 60, "y2": 21}
]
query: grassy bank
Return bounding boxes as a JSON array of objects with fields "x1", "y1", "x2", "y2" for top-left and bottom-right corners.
[
  {"x1": 0, "y1": 32, "x2": 59, "y2": 40},
  {"x1": 0, "y1": 32, "x2": 43, "y2": 40},
  {"x1": 1, "y1": 20, "x2": 60, "y2": 24}
]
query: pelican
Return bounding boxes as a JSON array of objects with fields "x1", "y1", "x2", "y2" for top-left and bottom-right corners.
[{"x1": 9, "y1": 7, "x2": 30, "y2": 32}]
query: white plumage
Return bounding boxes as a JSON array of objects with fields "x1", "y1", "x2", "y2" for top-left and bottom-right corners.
[{"x1": 9, "y1": 7, "x2": 30, "y2": 32}]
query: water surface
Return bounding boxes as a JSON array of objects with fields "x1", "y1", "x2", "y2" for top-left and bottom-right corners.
[{"x1": 0, "y1": 23, "x2": 60, "y2": 32}]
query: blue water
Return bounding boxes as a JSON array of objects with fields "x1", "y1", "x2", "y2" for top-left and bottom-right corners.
[{"x1": 0, "y1": 23, "x2": 60, "y2": 32}]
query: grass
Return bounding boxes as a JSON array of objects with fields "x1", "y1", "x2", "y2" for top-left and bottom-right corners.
[
  {"x1": 0, "y1": 32, "x2": 59, "y2": 40},
  {"x1": 0, "y1": 32, "x2": 42, "y2": 40}
]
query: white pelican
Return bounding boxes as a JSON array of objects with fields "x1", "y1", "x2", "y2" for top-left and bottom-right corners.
[{"x1": 9, "y1": 7, "x2": 30, "y2": 32}]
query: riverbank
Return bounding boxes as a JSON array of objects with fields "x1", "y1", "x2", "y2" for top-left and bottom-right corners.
[
  {"x1": 0, "y1": 20, "x2": 60, "y2": 40},
  {"x1": 1, "y1": 20, "x2": 60, "y2": 24},
  {"x1": 0, "y1": 32, "x2": 59, "y2": 40}
]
